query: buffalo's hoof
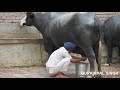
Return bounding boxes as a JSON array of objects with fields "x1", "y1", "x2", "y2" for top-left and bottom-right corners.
[{"x1": 104, "y1": 63, "x2": 111, "y2": 66}]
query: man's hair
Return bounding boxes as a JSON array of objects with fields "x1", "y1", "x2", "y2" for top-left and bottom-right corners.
[{"x1": 64, "y1": 42, "x2": 76, "y2": 51}]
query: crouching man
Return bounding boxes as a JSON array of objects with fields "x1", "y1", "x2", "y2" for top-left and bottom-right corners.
[{"x1": 46, "y1": 42, "x2": 87, "y2": 78}]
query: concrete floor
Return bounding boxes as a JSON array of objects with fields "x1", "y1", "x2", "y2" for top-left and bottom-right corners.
[
  {"x1": 0, "y1": 63, "x2": 120, "y2": 78},
  {"x1": 0, "y1": 63, "x2": 76, "y2": 78}
]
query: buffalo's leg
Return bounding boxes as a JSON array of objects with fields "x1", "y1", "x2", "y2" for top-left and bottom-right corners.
[
  {"x1": 117, "y1": 46, "x2": 120, "y2": 63},
  {"x1": 93, "y1": 41, "x2": 103, "y2": 78},
  {"x1": 44, "y1": 39, "x2": 56, "y2": 57},
  {"x1": 117, "y1": 46, "x2": 120, "y2": 56},
  {"x1": 93, "y1": 42, "x2": 101, "y2": 72},
  {"x1": 82, "y1": 46, "x2": 96, "y2": 73},
  {"x1": 106, "y1": 41, "x2": 113, "y2": 65}
]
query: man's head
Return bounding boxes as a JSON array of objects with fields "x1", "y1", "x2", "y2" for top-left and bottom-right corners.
[{"x1": 64, "y1": 42, "x2": 76, "y2": 52}]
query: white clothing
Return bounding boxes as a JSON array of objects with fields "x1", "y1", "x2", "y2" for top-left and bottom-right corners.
[{"x1": 46, "y1": 47, "x2": 72, "y2": 76}]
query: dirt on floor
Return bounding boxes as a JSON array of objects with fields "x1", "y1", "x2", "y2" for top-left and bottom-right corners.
[
  {"x1": 100, "y1": 64, "x2": 120, "y2": 78},
  {"x1": 67, "y1": 63, "x2": 120, "y2": 78}
]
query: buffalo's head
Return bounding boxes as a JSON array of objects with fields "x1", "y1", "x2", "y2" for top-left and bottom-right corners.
[
  {"x1": 20, "y1": 12, "x2": 35, "y2": 26},
  {"x1": 20, "y1": 12, "x2": 47, "y2": 26}
]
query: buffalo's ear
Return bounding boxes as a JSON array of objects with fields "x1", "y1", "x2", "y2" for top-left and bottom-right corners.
[{"x1": 30, "y1": 14, "x2": 34, "y2": 18}]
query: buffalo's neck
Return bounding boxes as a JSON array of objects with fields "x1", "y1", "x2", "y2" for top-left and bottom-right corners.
[
  {"x1": 33, "y1": 19, "x2": 44, "y2": 35},
  {"x1": 33, "y1": 14, "x2": 51, "y2": 35}
]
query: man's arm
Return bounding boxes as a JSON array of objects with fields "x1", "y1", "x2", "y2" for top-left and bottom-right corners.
[{"x1": 70, "y1": 56, "x2": 87, "y2": 63}]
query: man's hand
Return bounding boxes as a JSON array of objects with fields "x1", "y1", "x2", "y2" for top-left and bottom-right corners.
[{"x1": 70, "y1": 56, "x2": 87, "y2": 63}]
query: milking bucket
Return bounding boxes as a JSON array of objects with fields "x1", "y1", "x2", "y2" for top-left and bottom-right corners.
[{"x1": 75, "y1": 61, "x2": 89, "y2": 78}]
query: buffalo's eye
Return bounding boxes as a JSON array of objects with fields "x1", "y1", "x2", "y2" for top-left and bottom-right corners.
[{"x1": 30, "y1": 14, "x2": 34, "y2": 18}]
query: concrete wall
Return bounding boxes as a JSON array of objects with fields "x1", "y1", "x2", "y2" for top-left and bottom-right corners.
[
  {"x1": 0, "y1": 23, "x2": 48, "y2": 68},
  {"x1": 0, "y1": 12, "x2": 120, "y2": 23},
  {"x1": 0, "y1": 12, "x2": 25, "y2": 23},
  {"x1": 95, "y1": 12, "x2": 120, "y2": 22},
  {"x1": 0, "y1": 12, "x2": 120, "y2": 68}
]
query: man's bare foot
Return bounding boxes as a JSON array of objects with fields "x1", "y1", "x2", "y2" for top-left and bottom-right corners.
[
  {"x1": 60, "y1": 72, "x2": 68, "y2": 78},
  {"x1": 55, "y1": 72, "x2": 68, "y2": 78},
  {"x1": 61, "y1": 72, "x2": 67, "y2": 76}
]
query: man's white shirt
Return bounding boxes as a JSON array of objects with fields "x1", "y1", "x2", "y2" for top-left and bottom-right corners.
[{"x1": 46, "y1": 47, "x2": 72, "y2": 68}]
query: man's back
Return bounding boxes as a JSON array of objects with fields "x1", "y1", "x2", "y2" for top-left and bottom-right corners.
[{"x1": 46, "y1": 47, "x2": 72, "y2": 67}]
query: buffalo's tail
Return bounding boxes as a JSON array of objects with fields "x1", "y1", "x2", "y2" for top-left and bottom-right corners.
[{"x1": 94, "y1": 15, "x2": 103, "y2": 72}]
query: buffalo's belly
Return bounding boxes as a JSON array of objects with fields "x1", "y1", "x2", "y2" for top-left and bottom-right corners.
[
  {"x1": 51, "y1": 34, "x2": 76, "y2": 48},
  {"x1": 104, "y1": 29, "x2": 120, "y2": 42}
]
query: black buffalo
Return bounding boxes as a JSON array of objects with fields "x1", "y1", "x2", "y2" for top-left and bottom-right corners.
[
  {"x1": 20, "y1": 12, "x2": 102, "y2": 72},
  {"x1": 104, "y1": 16, "x2": 120, "y2": 65}
]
